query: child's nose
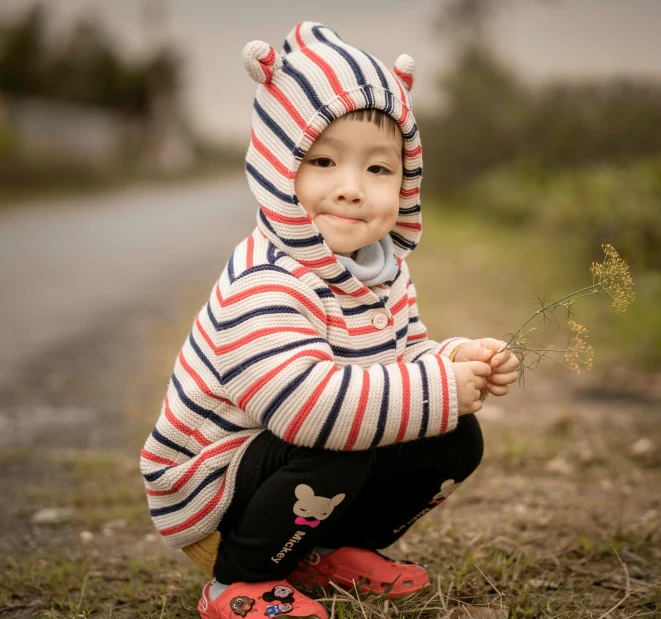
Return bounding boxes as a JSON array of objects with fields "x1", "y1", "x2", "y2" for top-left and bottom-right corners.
[{"x1": 334, "y1": 172, "x2": 364, "y2": 205}]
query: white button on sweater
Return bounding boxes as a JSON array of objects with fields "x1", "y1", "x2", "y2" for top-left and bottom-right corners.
[{"x1": 372, "y1": 313, "x2": 389, "y2": 330}]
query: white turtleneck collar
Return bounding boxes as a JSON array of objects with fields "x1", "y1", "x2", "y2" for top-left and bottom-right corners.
[{"x1": 334, "y1": 234, "x2": 399, "y2": 287}]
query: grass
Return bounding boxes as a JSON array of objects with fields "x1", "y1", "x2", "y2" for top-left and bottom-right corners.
[
  {"x1": 0, "y1": 553, "x2": 202, "y2": 618},
  {"x1": 418, "y1": 202, "x2": 661, "y2": 373},
  {"x1": 1, "y1": 208, "x2": 659, "y2": 617},
  {"x1": 2, "y1": 512, "x2": 658, "y2": 617}
]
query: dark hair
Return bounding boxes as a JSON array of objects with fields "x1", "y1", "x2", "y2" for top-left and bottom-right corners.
[{"x1": 341, "y1": 108, "x2": 401, "y2": 140}]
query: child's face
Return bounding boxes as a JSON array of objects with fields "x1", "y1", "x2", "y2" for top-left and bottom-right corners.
[{"x1": 294, "y1": 118, "x2": 403, "y2": 257}]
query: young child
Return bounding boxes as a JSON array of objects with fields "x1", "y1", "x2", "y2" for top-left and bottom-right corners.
[{"x1": 140, "y1": 21, "x2": 519, "y2": 619}]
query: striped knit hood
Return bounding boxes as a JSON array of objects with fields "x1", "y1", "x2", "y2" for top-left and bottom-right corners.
[{"x1": 243, "y1": 21, "x2": 423, "y2": 295}]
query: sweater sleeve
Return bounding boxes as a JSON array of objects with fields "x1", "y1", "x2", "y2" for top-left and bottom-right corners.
[
  {"x1": 399, "y1": 265, "x2": 471, "y2": 364},
  {"x1": 211, "y1": 267, "x2": 460, "y2": 451}
]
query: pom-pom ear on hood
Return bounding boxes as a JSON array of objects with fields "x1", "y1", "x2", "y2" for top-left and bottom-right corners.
[
  {"x1": 244, "y1": 22, "x2": 423, "y2": 296},
  {"x1": 393, "y1": 54, "x2": 415, "y2": 92},
  {"x1": 242, "y1": 40, "x2": 283, "y2": 84}
]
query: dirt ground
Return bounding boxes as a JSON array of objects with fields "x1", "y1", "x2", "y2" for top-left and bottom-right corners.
[{"x1": 1, "y1": 216, "x2": 660, "y2": 618}]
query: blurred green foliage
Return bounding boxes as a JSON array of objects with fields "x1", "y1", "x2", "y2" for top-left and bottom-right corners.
[
  {"x1": 420, "y1": 45, "x2": 661, "y2": 193},
  {"x1": 418, "y1": 20, "x2": 661, "y2": 280},
  {"x1": 0, "y1": 5, "x2": 179, "y2": 116},
  {"x1": 0, "y1": 126, "x2": 17, "y2": 155},
  {"x1": 419, "y1": 0, "x2": 661, "y2": 369},
  {"x1": 460, "y1": 158, "x2": 661, "y2": 272}
]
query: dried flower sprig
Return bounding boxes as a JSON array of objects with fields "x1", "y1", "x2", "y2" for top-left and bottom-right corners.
[
  {"x1": 481, "y1": 244, "x2": 635, "y2": 400},
  {"x1": 590, "y1": 244, "x2": 636, "y2": 314}
]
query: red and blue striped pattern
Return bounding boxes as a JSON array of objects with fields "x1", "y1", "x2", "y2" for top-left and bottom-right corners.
[
  {"x1": 141, "y1": 230, "x2": 468, "y2": 548},
  {"x1": 140, "y1": 22, "x2": 469, "y2": 549},
  {"x1": 247, "y1": 22, "x2": 423, "y2": 289}
]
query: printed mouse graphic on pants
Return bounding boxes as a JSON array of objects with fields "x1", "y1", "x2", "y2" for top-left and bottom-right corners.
[
  {"x1": 429, "y1": 479, "x2": 461, "y2": 505},
  {"x1": 293, "y1": 484, "x2": 345, "y2": 528}
]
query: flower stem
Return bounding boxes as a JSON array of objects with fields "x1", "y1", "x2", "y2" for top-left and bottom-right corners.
[{"x1": 504, "y1": 284, "x2": 601, "y2": 350}]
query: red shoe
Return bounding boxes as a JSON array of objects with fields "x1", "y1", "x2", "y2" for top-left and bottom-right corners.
[
  {"x1": 288, "y1": 547, "x2": 430, "y2": 598},
  {"x1": 198, "y1": 579, "x2": 328, "y2": 619}
]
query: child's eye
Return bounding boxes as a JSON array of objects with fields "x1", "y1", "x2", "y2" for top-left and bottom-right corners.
[
  {"x1": 368, "y1": 164, "x2": 390, "y2": 175},
  {"x1": 311, "y1": 157, "x2": 334, "y2": 168}
]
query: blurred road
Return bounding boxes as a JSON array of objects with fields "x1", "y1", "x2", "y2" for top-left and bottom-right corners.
[
  {"x1": 0, "y1": 176, "x2": 256, "y2": 450},
  {"x1": 0, "y1": 176, "x2": 255, "y2": 383}
]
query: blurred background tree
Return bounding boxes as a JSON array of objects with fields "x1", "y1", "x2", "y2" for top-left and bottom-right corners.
[
  {"x1": 419, "y1": 0, "x2": 661, "y2": 273},
  {"x1": 0, "y1": 5, "x2": 46, "y2": 95},
  {"x1": 0, "y1": 5, "x2": 179, "y2": 117},
  {"x1": 0, "y1": 0, "x2": 659, "y2": 365},
  {"x1": 0, "y1": 4, "x2": 242, "y2": 193}
]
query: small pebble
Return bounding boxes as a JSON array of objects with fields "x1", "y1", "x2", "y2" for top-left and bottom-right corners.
[
  {"x1": 630, "y1": 437, "x2": 654, "y2": 456},
  {"x1": 31, "y1": 507, "x2": 75, "y2": 525},
  {"x1": 101, "y1": 518, "x2": 127, "y2": 530},
  {"x1": 545, "y1": 456, "x2": 574, "y2": 475}
]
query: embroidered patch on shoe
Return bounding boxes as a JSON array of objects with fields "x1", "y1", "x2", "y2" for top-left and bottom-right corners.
[
  {"x1": 229, "y1": 596, "x2": 255, "y2": 617},
  {"x1": 262, "y1": 585, "x2": 295, "y2": 604},
  {"x1": 265, "y1": 602, "x2": 293, "y2": 617}
]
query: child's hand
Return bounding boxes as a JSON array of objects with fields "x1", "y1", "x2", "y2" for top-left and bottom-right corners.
[
  {"x1": 454, "y1": 338, "x2": 520, "y2": 397},
  {"x1": 452, "y1": 361, "x2": 492, "y2": 415}
]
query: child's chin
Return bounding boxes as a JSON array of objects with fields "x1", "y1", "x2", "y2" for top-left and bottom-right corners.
[
  {"x1": 324, "y1": 238, "x2": 356, "y2": 256},
  {"x1": 331, "y1": 246, "x2": 357, "y2": 257}
]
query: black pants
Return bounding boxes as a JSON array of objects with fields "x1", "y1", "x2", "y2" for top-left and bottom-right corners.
[{"x1": 214, "y1": 414, "x2": 483, "y2": 584}]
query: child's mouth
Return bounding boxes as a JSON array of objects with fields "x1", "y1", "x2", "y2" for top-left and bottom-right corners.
[{"x1": 322, "y1": 213, "x2": 361, "y2": 224}]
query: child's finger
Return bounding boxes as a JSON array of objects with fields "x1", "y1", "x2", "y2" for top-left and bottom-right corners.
[
  {"x1": 498, "y1": 357, "x2": 520, "y2": 372},
  {"x1": 486, "y1": 382, "x2": 509, "y2": 396},
  {"x1": 487, "y1": 371, "x2": 518, "y2": 386},
  {"x1": 492, "y1": 353, "x2": 519, "y2": 371},
  {"x1": 490, "y1": 351, "x2": 506, "y2": 367}
]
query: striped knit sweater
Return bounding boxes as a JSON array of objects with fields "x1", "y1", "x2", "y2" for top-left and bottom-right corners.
[{"x1": 140, "y1": 21, "x2": 471, "y2": 549}]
